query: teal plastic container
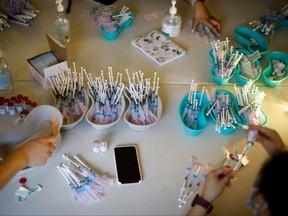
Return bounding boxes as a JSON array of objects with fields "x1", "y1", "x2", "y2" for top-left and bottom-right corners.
[
  {"x1": 101, "y1": 12, "x2": 135, "y2": 40},
  {"x1": 120, "y1": 12, "x2": 135, "y2": 29},
  {"x1": 210, "y1": 64, "x2": 237, "y2": 85},
  {"x1": 209, "y1": 49, "x2": 237, "y2": 85},
  {"x1": 234, "y1": 26, "x2": 269, "y2": 57},
  {"x1": 208, "y1": 89, "x2": 241, "y2": 135},
  {"x1": 236, "y1": 49, "x2": 261, "y2": 86},
  {"x1": 235, "y1": 100, "x2": 267, "y2": 126},
  {"x1": 179, "y1": 92, "x2": 208, "y2": 136},
  {"x1": 263, "y1": 51, "x2": 288, "y2": 88},
  {"x1": 101, "y1": 24, "x2": 120, "y2": 40}
]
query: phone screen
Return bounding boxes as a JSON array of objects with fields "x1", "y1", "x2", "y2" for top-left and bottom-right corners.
[{"x1": 114, "y1": 145, "x2": 142, "y2": 184}]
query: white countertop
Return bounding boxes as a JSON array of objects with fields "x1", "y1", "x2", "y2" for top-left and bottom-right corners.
[{"x1": 0, "y1": 0, "x2": 287, "y2": 215}]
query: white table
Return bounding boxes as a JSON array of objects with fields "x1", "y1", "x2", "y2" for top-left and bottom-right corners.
[{"x1": 0, "y1": 0, "x2": 287, "y2": 215}]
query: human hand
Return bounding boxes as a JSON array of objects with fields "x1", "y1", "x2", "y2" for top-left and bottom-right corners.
[
  {"x1": 248, "y1": 124, "x2": 286, "y2": 157},
  {"x1": 16, "y1": 136, "x2": 57, "y2": 168},
  {"x1": 201, "y1": 166, "x2": 235, "y2": 203},
  {"x1": 191, "y1": 1, "x2": 221, "y2": 38}
]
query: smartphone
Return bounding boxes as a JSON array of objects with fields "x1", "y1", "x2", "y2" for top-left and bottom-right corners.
[{"x1": 114, "y1": 145, "x2": 142, "y2": 184}]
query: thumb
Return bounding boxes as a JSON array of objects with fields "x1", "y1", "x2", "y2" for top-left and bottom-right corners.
[
  {"x1": 191, "y1": 19, "x2": 198, "y2": 33},
  {"x1": 221, "y1": 170, "x2": 235, "y2": 185},
  {"x1": 48, "y1": 136, "x2": 58, "y2": 143}
]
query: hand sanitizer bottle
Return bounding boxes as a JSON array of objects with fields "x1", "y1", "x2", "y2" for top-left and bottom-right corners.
[
  {"x1": 54, "y1": 0, "x2": 70, "y2": 45},
  {"x1": 162, "y1": 0, "x2": 182, "y2": 37},
  {"x1": 0, "y1": 50, "x2": 12, "y2": 92}
]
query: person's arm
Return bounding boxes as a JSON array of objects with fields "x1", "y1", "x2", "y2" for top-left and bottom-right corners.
[
  {"x1": 191, "y1": 0, "x2": 221, "y2": 37},
  {"x1": 248, "y1": 124, "x2": 286, "y2": 157},
  {"x1": 187, "y1": 166, "x2": 235, "y2": 216},
  {"x1": 0, "y1": 136, "x2": 57, "y2": 190}
]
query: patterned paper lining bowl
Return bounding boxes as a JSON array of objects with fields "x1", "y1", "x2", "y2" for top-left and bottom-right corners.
[
  {"x1": 234, "y1": 26, "x2": 269, "y2": 58},
  {"x1": 235, "y1": 100, "x2": 267, "y2": 126},
  {"x1": 236, "y1": 49, "x2": 262, "y2": 86},
  {"x1": 263, "y1": 51, "x2": 288, "y2": 88}
]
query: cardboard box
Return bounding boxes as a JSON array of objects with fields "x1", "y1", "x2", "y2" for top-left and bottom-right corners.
[{"x1": 27, "y1": 33, "x2": 69, "y2": 89}]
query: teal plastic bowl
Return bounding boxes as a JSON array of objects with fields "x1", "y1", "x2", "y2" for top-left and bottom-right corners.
[
  {"x1": 100, "y1": 24, "x2": 120, "y2": 40},
  {"x1": 208, "y1": 89, "x2": 240, "y2": 135},
  {"x1": 179, "y1": 93, "x2": 208, "y2": 136},
  {"x1": 209, "y1": 49, "x2": 216, "y2": 64},
  {"x1": 236, "y1": 49, "x2": 261, "y2": 86},
  {"x1": 235, "y1": 100, "x2": 267, "y2": 126},
  {"x1": 101, "y1": 12, "x2": 135, "y2": 40},
  {"x1": 234, "y1": 26, "x2": 269, "y2": 57},
  {"x1": 263, "y1": 51, "x2": 288, "y2": 88},
  {"x1": 276, "y1": 19, "x2": 288, "y2": 29},
  {"x1": 210, "y1": 64, "x2": 237, "y2": 85},
  {"x1": 120, "y1": 12, "x2": 135, "y2": 29}
]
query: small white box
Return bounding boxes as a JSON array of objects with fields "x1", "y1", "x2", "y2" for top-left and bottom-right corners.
[{"x1": 27, "y1": 33, "x2": 68, "y2": 89}]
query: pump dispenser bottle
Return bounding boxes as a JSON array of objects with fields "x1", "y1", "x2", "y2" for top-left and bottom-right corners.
[
  {"x1": 54, "y1": 0, "x2": 70, "y2": 45},
  {"x1": 0, "y1": 50, "x2": 12, "y2": 92},
  {"x1": 162, "y1": 0, "x2": 182, "y2": 37}
]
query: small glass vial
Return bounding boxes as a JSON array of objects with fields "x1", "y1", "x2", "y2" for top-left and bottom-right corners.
[
  {"x1": 10, "y1": 96, "x2": 17, "y2": 102},
  {"x1": 0, "y1": 50, "x2": 13, "y2": 92},
  {"x1": 24, "y1": 99, "x2": 32, "y2": 111},
  {"x1": 0, "y1": 101, "x2": 6, "y2": 115},
  {"x1": 31, "y1": 101, "x2": 37, "y2": 110},
  {"x1": 162, "y1": 0, "x2": 182, "y2": 37},
  {"x1": 7, "y1": 102, "x2": 15, "y2": 116},
  {"x1": 20, "y1": 109, "x2": 29, "y2": 120},
  {"x1": 4, "y1": 98, "x2": 10, "y2": 112},
  {"x1": 17, "y1": 94, "x2": 23, "y2": 101},
  {"x1": 15, "y1": 99, "x2": 23, "y2": 113},
  {"x1": 14, "y1": 109, "x2": 29, "y2": 126}
]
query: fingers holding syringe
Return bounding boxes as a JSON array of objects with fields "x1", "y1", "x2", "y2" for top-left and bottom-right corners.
[
  {"x1": 216, "y1": 166, "x2": 236, "y2": 188},
  {"x1": 248, "y1": 124, "x2": 286, "y2": 156},
  {"x1": 202, "y1": 167, "x2": 235, "y2": 202}
]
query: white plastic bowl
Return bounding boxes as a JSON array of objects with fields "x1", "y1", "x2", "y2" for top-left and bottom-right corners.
[
  {"x1": 53, "y1": 89, "x2": 89, "y2": 130},
  {"x1": 0, "y1": 105, "x2": 63, "y2": 175},
  {"x1": 124, "y1": 93, "x2": 163, "y2": 132},
  {"x1": 86, "y1": 92, "x2": 126, "y2": 130}
]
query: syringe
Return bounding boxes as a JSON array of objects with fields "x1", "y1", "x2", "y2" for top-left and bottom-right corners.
[{"x1": 233, "y1": 130, "x2": 257, "y2": 171}]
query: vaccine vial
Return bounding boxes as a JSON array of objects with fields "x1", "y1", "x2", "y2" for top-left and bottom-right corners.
[
  {"x1": 15, "y1": 99, "x2": 23, "y2": 113},
  {"x1": 0, "y1": 50, "x2": 12, "y2": 92},
  {"x1": 162, "y1": 0, "x2": 182, "y2": 37},
  {"x1": 0, "y1": 101, "x2": 6, "y2": 115},
  {"x1": 7, "y1": 102, "x2": 15, "y2": 116}
]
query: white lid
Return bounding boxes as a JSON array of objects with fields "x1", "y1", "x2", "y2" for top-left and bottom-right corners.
[
  {"x1": 169, "y1": 0, "x2": 177, "y2": 15},
  {"x1": 56, "y1": 0, "x2": 64, "y2": 12}
]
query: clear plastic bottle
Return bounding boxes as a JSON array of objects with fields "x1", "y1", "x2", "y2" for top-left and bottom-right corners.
[
  {"x1": 162, "y1": 0, "x2": 182, "y2": 37},
  {"x1": 54, "y1": 0, "x2": 70, "y2": 45},
  {"x1": 0, "y1": 50, "x2": 12, "y2": 92}
]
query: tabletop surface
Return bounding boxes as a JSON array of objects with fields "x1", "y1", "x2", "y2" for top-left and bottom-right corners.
[{"x1": 0, "y1": 0, "x2": 287, "y2": 215}]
